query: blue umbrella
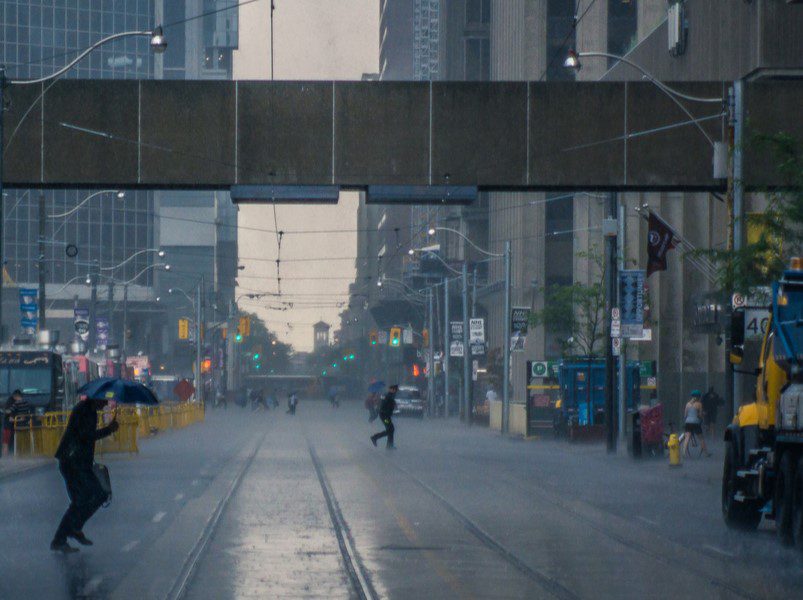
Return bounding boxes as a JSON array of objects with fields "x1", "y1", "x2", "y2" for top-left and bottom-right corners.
[
  {"x1": 368, "y1": 380, "x2": 386, "y2": 394},
  {"x1": 78, "y1": 377, "x2": 159, "y2": 405}
]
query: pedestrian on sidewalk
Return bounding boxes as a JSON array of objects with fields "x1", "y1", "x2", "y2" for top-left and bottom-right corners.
[
  {"x1": 2, "y1": 390, "x2": 32, "y2": 457},
  {"x1": 371, "y1": 384, "x2": 398, "y2": 449},
  {"x1": 51, "y1": 396, "x2": 119, "y2": 553},
  {"x1": 701, "y1": 386, "x2": 722, "y2": 436},
  {"x1": 287, "y1": 391, "x2": 298, "y2": 415}
]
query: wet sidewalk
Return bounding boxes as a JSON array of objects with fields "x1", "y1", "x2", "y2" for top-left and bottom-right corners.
[{"x1": 0, "y1": 457, "x2": 50, "y2": 480}]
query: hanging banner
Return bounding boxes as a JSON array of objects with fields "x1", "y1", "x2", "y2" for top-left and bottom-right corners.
[
  {"x1": 74, "y1": 308, "x2": 90, "y2": 341},
  {"x1": 96, "y1": 317, "x2": 110, "y2": 348},
  {"x1": 19, "y1": 288, "x2": 38, "y2": 334},
  {"x1": 646, "y1": 213, "x2": 677, "y2": 276},
  {"x1": 619, "y1": 270, "x2": 645, "y2": 338}
]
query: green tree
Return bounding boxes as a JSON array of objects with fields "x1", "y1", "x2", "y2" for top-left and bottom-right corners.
[
  {"x1": 701, "y1": 133, "x2": 803, "y2": 295},
  {"x1": 239, "y1": 311, "x2": 292, "y2": 373},
  {"x1": 529, "y1": 247, "x2": 607, "y2": 357}
]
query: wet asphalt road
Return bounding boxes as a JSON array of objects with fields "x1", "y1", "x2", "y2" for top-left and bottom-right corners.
[{"x1": 1, "y1": 401, "x2": 802, "y2": 599}]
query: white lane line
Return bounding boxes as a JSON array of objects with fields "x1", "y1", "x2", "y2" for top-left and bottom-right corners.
[
  {"x1": 152, "y1": 511, "x2": 167, "y2": 523},
  {"x1": 83, "y1": 576, "x2": 103, "y2": 595},
  {"x1": 636, "y1": 516, "x2": 658, "y2": 526},
  {"x1": 121, "y1": 540, "x2": 140, "y2": 553},
  {"x1": 702, "y1": 544, "x2": 736, "y2": 558},
  {"x1": 174, "y1": 493, "x2": 185, "y2": 502}
]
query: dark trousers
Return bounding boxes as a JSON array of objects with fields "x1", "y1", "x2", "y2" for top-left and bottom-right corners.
[
  {"x1": 372, "y1": 417, "x2": 395, "y2": 447},
  {"x1": 53, "y1": 462, "x2": 108, "y2": 543}
]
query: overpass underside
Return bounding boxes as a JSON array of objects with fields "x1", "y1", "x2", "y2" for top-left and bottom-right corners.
[{"x1": 2, "y1": 80, "x2": 800, "y2": 192}]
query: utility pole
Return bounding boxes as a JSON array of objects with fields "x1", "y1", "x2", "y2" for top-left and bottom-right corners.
[
  {"x1": 38, "y1": 194, "x2": 46, "y2": 329},
  {"x1": 122, "y1": 284, "x2": 129, "y2": 355},
  {"x1": 617, "y1": 201, "x2": 627, "y2": 448},
  {"x1": 428, "y1": 286, "x2": 435, "y2": 417},
  {"x1": 462, "y1": 262, "x2": 471, "y2": 424},
  {"x1": 502, "y1": 241, "x2": 511, "y2": 434},
  {"x1": 89, "y1": 263, "x2": 98, "y2": 351},
  {"x1": 443, "y1": 276, "x2": 450, "y2": 417},
  {"x1": 195, "y1": 278, "x2": 202, "y2": 403},
  {"x1": 107, "y1": 280, "x2": 114, "y2": 345},
  {"x1": 226, "y1": 299, "x2": 236, "y2": 395},
  {"x1": 0, "y1": 67, "x2": 5, "y2": 343},
  {"x1": 731, "y1": 79, "x2": 745, "y2": 418},
  {"x1": 604, "y1": 193, "x2": 618, "y2": 453},
  {"x1": 471, "y1": 265, "x2": 477, "y2": 317}
]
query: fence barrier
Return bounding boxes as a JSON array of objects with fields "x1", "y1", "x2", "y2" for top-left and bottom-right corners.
[{"x1": 11, "y1": 401, "x2": 205, "y2": 459}]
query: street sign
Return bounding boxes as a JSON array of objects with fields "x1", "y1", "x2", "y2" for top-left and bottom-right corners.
[
  {"x1": 469, "y1": 318, "x2": 485, "y2": 343},
  {"x1": 174, "y1": 379, "x2": 195, "y2": 402},
  {"x1": 611, "y1": 319, "x2": 621, "y2": 338},
  {"x1": 402, "y1": 328, "x2": 414, "y2": 345},
  {"x1": 450, "y1": 341, "x2": 464, "y2": 357},
  {"x1": 731, "y1": 292, "x2": 745, "y2": 308},
  {"x1": 470, "y1": 342, "x2": 485, "y2": 356},
  {"x1": 647, "y1": 376, "x2": 657, "y2": 387},
  {"x1": 611, "y1": 307, "x2": 620, "y2": 320},
  {"x1": 510, "y1": 307, "x2": 530, "y2": 335},
  {"x1": 531, "y1": 361, "x2": 548, "y2": 378},
  {"x1": 450, "y1": 321, "x2": 464, "y2": 341},
  {"x1": 744, "y1": 308, "x2": 770, "y2": 341},
  {"x1": 74, "y1": 308, "x2": 90, "y2": 341},
  {"x1": 619, "y1": 270, "x2": 645, "y2": 338},
  {"x1": 612, "y1": 337, "x2": 622, "y2": 356}
]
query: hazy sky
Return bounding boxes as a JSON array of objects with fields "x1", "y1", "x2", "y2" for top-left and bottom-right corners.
[{"x1": 233, "y1": 0, "x2": 379, "y2": 351}]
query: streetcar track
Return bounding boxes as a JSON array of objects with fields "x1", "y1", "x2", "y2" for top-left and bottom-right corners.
[
  {"x1": 388, "y1": 461, "x2": 580, "y2": 600},
  {"x1": 166, "y1": 431, "x2": 267, "y2": 600},
  {"x1": 308, "y1": 440, "x2": 378, "y2": 600},
  {"x1": 496, "y1": 470, "x2": 760, "y2": 600}
]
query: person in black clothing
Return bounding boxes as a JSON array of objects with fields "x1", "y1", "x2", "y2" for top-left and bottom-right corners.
[
  {"x1": 51, "y1": 397, "x2": 119, "y2": 553},
  {"x1": 2, "y1": 390, "x2": 32, "y2": 457},
  {"x1": 371, "y1": 385, "x2": 398, "y2": 449}
]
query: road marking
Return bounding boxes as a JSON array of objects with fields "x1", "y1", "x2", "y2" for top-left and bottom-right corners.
[
  {"x1": 702, "y1": 544, "x2": 736, "y2": 558},
  {"x1": 121, "y1": 540, "x2": 140, "y2": 553},
  {"x1": 174, "y1": 493, "x2": 185, "y2": 502},
  {"x1": 191, "y1": 479, "x2": 200, "y2": 486},
  {"x1": 152, "y1": 511, "x2": 167, "y2": 523},
  {"x1": 83, "y1": 576, "x2": 103, "y2": 595},
  {"x1": 636, "y1": 516, "x2": 658, "y2": 526}
]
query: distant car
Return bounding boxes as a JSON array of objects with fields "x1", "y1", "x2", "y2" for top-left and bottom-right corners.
[{"x1": 394, "y1": 385, "x2": 424, "y2": 418}]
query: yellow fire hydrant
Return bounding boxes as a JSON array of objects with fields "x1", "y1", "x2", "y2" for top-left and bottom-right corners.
[{"x1": 667, "y1": 433, "x2": 682, "y2": 467}]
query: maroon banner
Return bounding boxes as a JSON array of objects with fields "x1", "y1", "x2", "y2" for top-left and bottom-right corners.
[{"x1": 646, "y1": 213, "x2": 677, "y2": 277}]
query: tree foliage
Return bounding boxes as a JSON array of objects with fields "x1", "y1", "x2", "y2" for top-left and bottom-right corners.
[
  {"x1": 239, "y1": 311, "x2": 292, "y2": 372},
  {"x1": 529, "y1": 247, "x2": 607, "y2": 357},
  {"x1": 702, "y1": 133, "x2": 803, "y2": 295}
]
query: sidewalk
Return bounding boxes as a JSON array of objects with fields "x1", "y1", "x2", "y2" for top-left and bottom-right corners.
[{"x1": 0, "y1": 457, "x2": 50, "y2": 480}]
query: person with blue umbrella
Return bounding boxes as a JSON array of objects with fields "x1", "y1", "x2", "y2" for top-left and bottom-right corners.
[{"x1": 50, "y1": 391, "x2": 119, "y2": 553}]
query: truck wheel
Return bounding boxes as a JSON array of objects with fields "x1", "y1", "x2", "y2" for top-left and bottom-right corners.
[
  {"x1": 722, "y1": 440, "x2": 762, "y2": 530},
  {"x1": 793, "y1": 457, "x2": 803, "y2": 551},
  {"x1": 775, "y1": 452, "x2": 795, "y2": 546}
]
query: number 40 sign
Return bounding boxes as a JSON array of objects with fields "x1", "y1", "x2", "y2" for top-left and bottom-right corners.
[{"x1": 744, "y1": 308, "x2": 769, "y2": 341}]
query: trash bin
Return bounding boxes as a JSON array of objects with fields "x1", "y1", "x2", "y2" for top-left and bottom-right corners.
[{"x1": 627, "y1": 409, "x2": 642, "y2": 458}]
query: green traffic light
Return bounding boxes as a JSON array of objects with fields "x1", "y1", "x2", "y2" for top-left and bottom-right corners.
[
  {"x1": 343, "y1": 355, "x2": 348, "y2": 361},
  {"x1": 322, "y1": 370, "x2": 327, "y2": 375},
  {"x1": 253, "y1": 353, "x2": 260, "y2": 360},
  {"x1": 349, "y1": 354, "x2": 355, "y2": 360},
  {"x1": 255, "y1": 363, "x2": 261, "y2": 369},
  {"x1": 332, "y1": 362, "x2": 337, "y2": 368},
  {"x1": 235, "y1": 333, "x2": 242, "y2": 342}
]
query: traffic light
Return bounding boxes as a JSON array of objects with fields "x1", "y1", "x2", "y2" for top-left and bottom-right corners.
[
  {"x1": 178, "y1": 318, "x2": 190, "y2": 340},
  {"x1": 235, "y1": 333, "x2": 242, "y2": 342},
  {"x1": 369, "y1": 331, "x2": 378, "y2": 346},
  {"x1": 389, "y1": 327, "x2": 401, "y2": 347},
  {"x1": 349, "y1": 353, "x2": 355, "y2": 360},
  {"x1": 237, "y1": 316, "x2": 251, "y2": 337},
  {"x1": 253, "y1": 353, "x2": 260, "y2": 360},
  {"x1": 412, "y1": 364, "x2": 421, "y2": 377},
  {"x1": 422, "y1": 328, "x2": 429, "y2": 347}
]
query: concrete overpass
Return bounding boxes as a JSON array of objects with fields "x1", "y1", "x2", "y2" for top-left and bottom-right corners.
[{"x1": 2, "y1": 80, "x2": 801, "y2": 191}]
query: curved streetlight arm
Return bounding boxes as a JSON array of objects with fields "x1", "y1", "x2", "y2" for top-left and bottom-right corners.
[
  {"x1": 169, "y1": 286, "x2": 195, "y2": 306},
  {"x1": 100, "y1": 248, "x2": 162, "y2": 272},
  {"x1": 379, "y1": 277, "x2": 427, "y2": 297},
  {"x1": 410, "y1": 249, "x2": 462, "y2": 275},
  {"x1": 8, "y1": 30, "x2": 157, "y2": 86},
  {"x1": 573, "y1": 51, "x2": 720, "y2": 147},
  {"x1": 576, "y1": 51, "x2": 722, "y2": 104},
  {"x1": 431, "y1": 227, "x2": 504, "y2": 258},
  {"x1": 120, "y1": 263, "x2": 169, "y2": 286},
  {"x1": 49, "y1": 189, "x2": 123, "y2": 219}
]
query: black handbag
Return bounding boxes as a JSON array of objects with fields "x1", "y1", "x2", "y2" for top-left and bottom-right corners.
[{"x1": 93, "y1": 463, "x2": 112, "y2": 507}]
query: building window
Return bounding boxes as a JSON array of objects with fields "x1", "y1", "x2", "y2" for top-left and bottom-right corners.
[
  {"x1": 608, "y1": 0, "x2": 638, "y2": 64},
  {"x1": 466, "y1": 0, "x2": 490, "y2": 25},
  {"x1": 465, "y1": 37, "x2": 489, "y2": 81}
]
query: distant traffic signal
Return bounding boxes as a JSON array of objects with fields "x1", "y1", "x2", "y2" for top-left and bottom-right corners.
[
  {"x1": 253, "y1": 353, "x2": 260, "y2": 360},
  {"x1": 369, "y1": 331, "x2": 378, "y2": 346},
  {"x1": 237, "y1": 316, "x2": 251, "y2": 337},
  {"x1": 389, "y1": 327, "x2": 401, "y2": 347},
  {"x1": 422, "y1": 328, "x2": 429, "y2": 347}
]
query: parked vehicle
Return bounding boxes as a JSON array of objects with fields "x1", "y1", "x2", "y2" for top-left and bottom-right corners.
[
  {"x1": 721, "y1": 258, "x2": 803, "y2": 548},
  {"x1": 0, "y1": 350, "x2": 76, "y2": 414},
  {"x1": 394, "y1": 385, "x2": 425, "y2": 418}
]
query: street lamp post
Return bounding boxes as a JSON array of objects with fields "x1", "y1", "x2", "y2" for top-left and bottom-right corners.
[
  {"x1": 462, "y1": 262, "x2": 471, "y2": 424},
  {"x1": 443, "y1": 276, "x2": 450, "y2": 417},
  {"x1": 0, "y1": 27, "x2": 166, "y2": 343}
]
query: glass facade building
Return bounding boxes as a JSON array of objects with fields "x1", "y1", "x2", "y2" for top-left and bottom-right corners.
[{"x1": 1, "y1": 0, "x2": 156, "y2": 290}]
